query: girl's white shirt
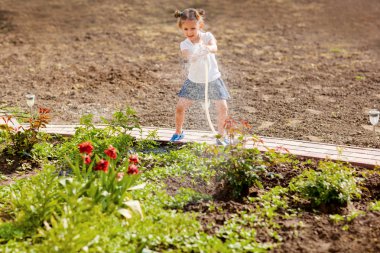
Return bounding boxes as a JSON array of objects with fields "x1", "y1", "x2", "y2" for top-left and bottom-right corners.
[{"x1": 180, "y1": 31, "x2": 221, "y2": 83}]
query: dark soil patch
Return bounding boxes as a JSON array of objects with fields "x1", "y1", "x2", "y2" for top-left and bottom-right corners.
[
  {"x1": 0, "y1": 152, "x2": 39, "y2": 174},
  {"x1": 164, "y1": 175, "x2": 216, "y2": 197},
  {"x1": 274, "y1": 211, "x2": 380, "y2": 253},
  {"x1": 0, "y1": 152, "x2": 40, "y2": 185},
  {"x1": 360, "y1": 172, "x2": 380, "y2": 200}
]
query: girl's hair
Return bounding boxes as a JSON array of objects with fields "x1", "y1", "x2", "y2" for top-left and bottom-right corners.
[{"x1": 174, "y1": 8, "x2": 205, "y2": 28}]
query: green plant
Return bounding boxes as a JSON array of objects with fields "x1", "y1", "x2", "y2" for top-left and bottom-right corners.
[
  {"x1": 224, "y1": 116, "x2": 254, "y2": 145},
  {"x1": 369, "y1": 200, "x2": 380, "y2": 211},
  {"x1": 0, "y1": 165, "x2": 62, "y2": 238},
  {"x1": 164, "y1": 188, "x2": 212, "y2": 209},
  {"x1": 0, "y1": 108, "x2": 51, "y2": 156},
  {"x1": 289, "y1": 161, "x2": 361, "y2": 207},
  {"x1": 214, "y1": 147, "x2": 267, "y2": 200},
  {"x1": 101, "y1": 107, "x2": 141, "y2": 134},
  {"x1": 346, "y1": 210, "x2": 365, "y2": 222},
  {"x1": 0, "y1": 140, "x2": 145, "y2": 244},
  {"x1": 64, "y1": 141, "x2": 145, "y2": 217},
  {"x1": 134, "y1": 129, "x2": 160, "y2": 152},
  {"x1": 355, "y1": 75, "x2": 366, "y2": 81},
  {"x1": 50, "y1": 109, "x2": 139, "y2": 169},
  {"x1": 329, "y1": 214, "x2": 345, "y2": 223},
  {"x1": 33, "y1": 204, "x2": 123, "y2": 252}
]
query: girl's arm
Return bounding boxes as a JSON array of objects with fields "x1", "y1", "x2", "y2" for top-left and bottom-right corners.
[
  {"x1": 182, "y1": 49, "x2": 202, "y2": 63},
  {"x1": 205, "y1": 38, "x2": 217, "y2": 53},
  {"x1": 181, "y1": 49, "x2": 192, "y2": 60}
]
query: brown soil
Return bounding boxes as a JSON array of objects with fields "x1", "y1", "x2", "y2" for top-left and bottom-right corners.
[
  {"x1": 1, "y1": 0, "x2": 380, "y2": 148},
  {"x1": 0, "y1": 152, "x2": 40, "y2": 185}
]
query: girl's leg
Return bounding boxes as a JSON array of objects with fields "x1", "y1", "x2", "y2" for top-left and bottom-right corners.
[
  {"x1": 175, "y1": 98, "x2": 193, "y2": 134},
  {"x1": 214, "y1": 100, "x2": 228, "y2": 136}
]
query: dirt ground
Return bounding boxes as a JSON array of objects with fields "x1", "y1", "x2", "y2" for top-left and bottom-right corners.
[{"x1": 1, "y1": 0, "x2": 380, "y2": 148}]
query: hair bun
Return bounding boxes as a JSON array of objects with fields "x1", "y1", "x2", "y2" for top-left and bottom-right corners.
[
  {"x1": 174, "y1": 10, "x2": 182, "y2": 18},
  {"x1": 197, "y1": 9, "x2": 206, "y2": 17}
]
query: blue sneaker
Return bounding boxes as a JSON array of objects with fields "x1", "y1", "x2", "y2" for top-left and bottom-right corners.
[
  {"x1": 216, "y1": 137, "x2": 230, "y2": 146},
  {"x1": 170, "y1": 131, "x2": 185, "y2": 142}
]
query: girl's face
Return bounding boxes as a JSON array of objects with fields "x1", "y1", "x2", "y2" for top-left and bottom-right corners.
[{"x1": 181, "y1": 20, "x2": 203, "y2": 43}]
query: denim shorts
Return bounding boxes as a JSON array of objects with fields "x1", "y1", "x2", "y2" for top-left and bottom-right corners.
[{"x1": 178, "y1": 78, "x2": 230, "y2": 100}]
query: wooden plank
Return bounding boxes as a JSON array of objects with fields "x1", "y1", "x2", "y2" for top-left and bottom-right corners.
[
  {"x1": 260, "y1": 136, "x2": 380, "y2": 156},
  {"x1": 33, "y1": 124, "x2": 380, "y2": 168},
  {"x1": 248, "y1": 141, "x2": 380, "y2": 160}
]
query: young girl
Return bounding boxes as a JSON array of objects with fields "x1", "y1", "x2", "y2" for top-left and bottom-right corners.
[{"x1": 170, "y1": 8, "x2": 230, "y2": 145}]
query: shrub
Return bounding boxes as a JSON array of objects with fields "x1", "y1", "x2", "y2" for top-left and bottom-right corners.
[
  {"x1": 289, "y1": 161, "x2": 361, "y2": 207},
  {"x1": 0, "y1": 108, "x2": 51, "y2": 156},
  {"x1": 215, "y1": 147, "x2": 267, "y2": 200}
]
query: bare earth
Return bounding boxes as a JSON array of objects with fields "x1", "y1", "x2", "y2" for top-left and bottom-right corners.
[{"x1": 1, "y1": 0, "x2": 380, "y2": 148}]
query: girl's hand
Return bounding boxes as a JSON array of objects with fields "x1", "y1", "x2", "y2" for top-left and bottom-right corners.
[
  {"x1": 190, "y1": 53, "x2": 205, "y2": 63},
  {"x1": 199, "y1": 44, "x2": 210, "y2": 55},
  {"x1": 190, "y1": 45, "x2": 209, "y2": 62},
  {"x1": 202, "y1": 39, "x2": 217, "y2": 53}
]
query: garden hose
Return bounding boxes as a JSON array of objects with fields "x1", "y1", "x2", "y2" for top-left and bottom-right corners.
[{"x1": 203, "y1": 53, "x2": 217, "y2": 135}]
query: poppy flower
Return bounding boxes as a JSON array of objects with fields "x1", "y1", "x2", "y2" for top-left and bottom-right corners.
[
  {"x1": 94, "y1": 159, "x2": 109, "y2": 172},
  {"x1": 78, "y1": 141, "x2": 94, "y2": 155},
  {"x1": 128, "y1": 154, "x2": 139, "y2": 164},
  {"x1": 127, "y1": 164, "x2": 139, "y2": 175},
  {"x1": 104, "y1": 145, "x2": 117, "y2": 159}
]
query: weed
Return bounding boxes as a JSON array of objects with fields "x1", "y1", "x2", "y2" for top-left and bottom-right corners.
[
  {"x1": 355, "y1": 75, "x2": 366, "y2": 81},
  {"x1": 369, "y1": 200, "x2": 380, "y2": 211},
  {"x1": 214, "y1": 147, "x2": 267, "y2": 200},
  {"x1": 289, "y1": 161, "x2": 361, "y2": 207}
]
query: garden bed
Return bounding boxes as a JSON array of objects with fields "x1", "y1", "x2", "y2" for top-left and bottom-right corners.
[
  {"x1": 170, "y1": 161, "x2": 380, "y2": 253},
  {"x1": 1, "y1": 109, "x2": 380, "y2": 252}
]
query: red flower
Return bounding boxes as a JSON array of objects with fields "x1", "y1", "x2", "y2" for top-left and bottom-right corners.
[
  {"x1": 128, "y1": 154, "x2": 139, "y2": 164},
  {"x1": 104, "y1": 145, "x2": 117, "y2": 159},
  {"x1": 82, "y1": 154, "x2": 91, "y2": 165},
  {"x1": 94, "y1": 159, "x2": 109, "y2": 172},
  {"x1": 78, "y1": 141, "x2": 94, "y2": 155},
  {"x1": 127, "y1": 164, "x2": 139, "y2": 175}
]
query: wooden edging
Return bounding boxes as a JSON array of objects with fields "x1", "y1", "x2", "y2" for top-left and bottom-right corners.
[{"x1": 34, "y1": 124, "x2": 380, "y2": 169}]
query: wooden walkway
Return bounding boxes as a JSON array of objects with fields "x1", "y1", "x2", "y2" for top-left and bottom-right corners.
[{"x1": 38, "y1": 124, "x2": 380, "y2": 169}]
